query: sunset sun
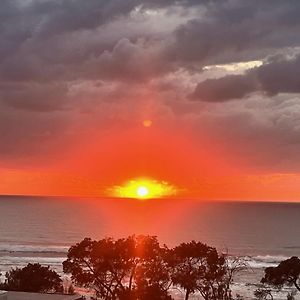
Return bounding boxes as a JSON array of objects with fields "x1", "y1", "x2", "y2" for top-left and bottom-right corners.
[
  {"x1": 136, "y1": 186, "x2": 149, "y2": 198},
  {"x1": 109, "y1": 178, "x2": 177, "y2": 200}
]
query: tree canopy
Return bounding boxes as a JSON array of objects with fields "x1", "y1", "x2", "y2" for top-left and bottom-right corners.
[
  {"x1": 0, "y1": 263, "x2": 62, "y2": 293},
  {"x1": 167, "y1": 241, "x2": 240, "y2": 300},
  {"x1": 261, "y1": 256, "x2": 300, "y2": 292},
  {"x1": 63, "y1": 235, "x2": 240, "y2": 300},
  {"x1": 63, "y1": 235, "x2": 171, "y2": 299}
]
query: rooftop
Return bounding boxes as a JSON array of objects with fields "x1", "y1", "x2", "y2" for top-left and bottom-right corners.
[{"x1": 0, "y1": 291, "x2": 82, "y2": 300}]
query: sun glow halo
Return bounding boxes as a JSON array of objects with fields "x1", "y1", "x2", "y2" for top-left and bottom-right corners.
[{"x1": 109, "y1": 178, "x2": 177, "y2": 200}]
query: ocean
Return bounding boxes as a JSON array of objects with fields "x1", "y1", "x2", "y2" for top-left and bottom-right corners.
[{"x1": 0, "y1": 196, "x2": 300, "y2": 299}]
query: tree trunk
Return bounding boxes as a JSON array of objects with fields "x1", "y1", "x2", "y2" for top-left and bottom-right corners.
[
  {"x1": 293, "y1": 279, "x2": 300, "y2": 292},
  {"x1": 185, "y1": 289, "x2": 190, "y2": 300}
]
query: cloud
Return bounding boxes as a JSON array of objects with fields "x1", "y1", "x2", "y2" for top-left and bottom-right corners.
[
  {"x1": 190, "y1": 74, "x2": 257, "y2": 102},
  {"x1": 256, "y1": 55, "x2": 300, "y2": 95},
  {"x1": 166, "y1": 0, "x2": 300, "y2": 67},
  {"x1": 1, "y1": 0, "x2": 300, "y2": 176},
  {"x1": 191, "y1": 54, "x2": 300, "y2": 101},
  {"x1": 0, "y1": 82, "x2": 70, "y2": 111}
]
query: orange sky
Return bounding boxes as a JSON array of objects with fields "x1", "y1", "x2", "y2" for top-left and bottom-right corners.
[{"x1": 1, "y1": 121, "x2": 300, "y2": 201}]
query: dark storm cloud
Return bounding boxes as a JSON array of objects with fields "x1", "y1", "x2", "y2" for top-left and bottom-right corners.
[
  {"x1": 167, "y1": 0, "x2": 300, "y2": 65},
  {"x1": 256, "y1": 55, "x2": 300, "y2": 96},
  {"x1": 0, "y1": 0, "x2": 184, "y2": 83},
  {"x1": 190, "y1": 74, "x2": 256, "y2": 102},
  {"x1": 0, "y1": 0, "x2": 199, "y2": 47},
  {"x1": 2, "y1": 0, "x2": 300, "y2": 84},
  {"x1": 27, "y1": 0, "x2": 178, "y2": 38},
  {"x1": 191, "y1": 54, "x2": 300, "y2": 101},
  {"x1": 0, "y1": 0, "x2": 221, "y2": 82}
]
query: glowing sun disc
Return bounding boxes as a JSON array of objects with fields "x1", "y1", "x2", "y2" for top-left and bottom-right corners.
[
  {"x1": 137, "y1": 186, "x2": 149, "y2": 197},
  {"x1": 108, "y1": 178, "x2": 177, "y2": 200}
]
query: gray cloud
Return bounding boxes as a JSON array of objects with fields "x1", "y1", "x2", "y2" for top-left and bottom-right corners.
[
  {"x1": 167, "y1": 0, "x2": 300, "y2": 66},
  {"x1": 0, "y1": 82, "x2": 69, "y2": 111},
  {"x1": 190, "y1": 74, "x2": 257, "y2": 102},
  {"x1": 191, "y1": 54, "x2": 300, "y2": 101},
  {"x1": 256, "y1": 55, "x2": 300, "y2": 95}
]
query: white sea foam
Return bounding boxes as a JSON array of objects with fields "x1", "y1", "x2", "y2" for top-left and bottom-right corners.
[
  {"x1": 0, "y1": 256, "x2": 65, "y2": 265},
  {"x1": 0, "y1": 243, "x2": 68, "y2": 279},
  {"x1": 0, "y1": 243, "x2": 69, "y2": 254},
  {"x1": 241, "y1": 255, "x2": 291, "y2": 269}
]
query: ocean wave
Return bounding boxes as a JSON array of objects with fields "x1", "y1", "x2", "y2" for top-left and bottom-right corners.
[
  {"x1": 0, "y1": 243, "x2": 69, "y2": 254},
  {"x1": 0, "y1": 256, "x2": 65, "y2": 266},
  {"x1": 237, "y1": 254, "x2": 291, "y2": 269}
]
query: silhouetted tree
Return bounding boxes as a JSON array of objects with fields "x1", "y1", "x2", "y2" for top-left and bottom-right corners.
[
  {"x1": 261, "y1": 256, "x2": 300, "y2": 293},
  {"x1": 63, "y1": 235, "x2": 173, "y2": 300},
  {"x1": 168, "y1": 241, "x2": 243, "y2": 300},
  {"x1": 63, "y1": 236, "x2": 248, "y2": 299},
  {"x1": 254, "y1": 287, "x2": 274, "y2": 299},
  {"x1": 0, "y1": 263, "x2": 62, "y2": 293}
]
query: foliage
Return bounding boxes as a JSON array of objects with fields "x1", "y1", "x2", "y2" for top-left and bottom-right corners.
[
  {"x1": 63, "y1": 235, "x2": 172, "y2": 300},
  {"x1": 0, "y1": 263, "x2": 62, "y2": 293},
  {"x1": 261, "y1": 256, "x2": 300, "y2": 292},
  {"x1": 63, "y1": 236, "x2": 242, "y2": 300},
  {"x1": 167, "y1": 241, "x2": 244, "y2": 300}
]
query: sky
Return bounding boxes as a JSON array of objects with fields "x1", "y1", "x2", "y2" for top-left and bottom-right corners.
[{"x1": 1, "y1": 0, "x2": 300, "y2": 200}]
